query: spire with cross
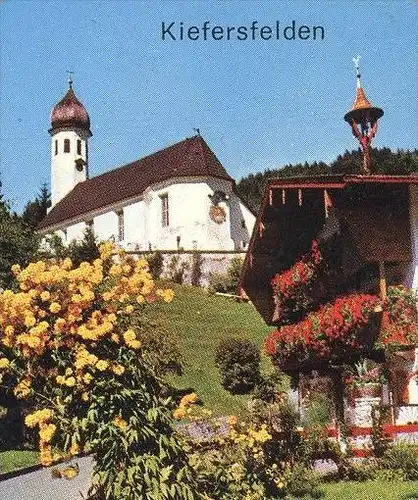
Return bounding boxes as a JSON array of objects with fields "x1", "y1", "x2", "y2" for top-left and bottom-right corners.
[{"x1": 66, "y1": 70, "x2": 74, "y2": 89}]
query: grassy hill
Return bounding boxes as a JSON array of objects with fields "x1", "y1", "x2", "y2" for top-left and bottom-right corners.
[{"x1": 147, "y1": 284, "x2": 274, "y2": 416}]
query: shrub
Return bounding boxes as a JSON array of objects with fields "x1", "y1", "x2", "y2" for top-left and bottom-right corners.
[
  {"x1": 281, "y1": 463, "x2": 323, "y2": 498},
  {"x1": 380, "y1": 442, "x2": 418, "y2": 480},
  {"x1": 67, "y1": 227, "x2": 101, "y2": 266},
  {"x1": 302, "y1": 393, "x2": 333, "y2": 427},
  {"x1": 215, "y1": 338, "x2": 261, "y2": 394},
  {"x1": 0, "y1": 243, "x2": 197, "y2": 499},
  {"x1": 208, "y1": 256, "x2": 243, "y2": 294},
  {"x1": 167, "y1": 255, "x2": 189, "y2": 284},
  {"x1": 191, "y1": 252, "x2": 203, "y2": 287},
  {"x1": 130, "y1": 317, "x2": 183, "y2": 376},
  {"x1": 371, "y1": 405, "x2": 392, "y2": 458},
  {"x1": 146, "y1": 251, "x2": 163, "y2": 279}
]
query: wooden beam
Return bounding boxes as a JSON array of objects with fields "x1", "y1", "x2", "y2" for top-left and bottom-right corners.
[{"x1": 379, "y1": 261, "x2": 387, "y2": 299}]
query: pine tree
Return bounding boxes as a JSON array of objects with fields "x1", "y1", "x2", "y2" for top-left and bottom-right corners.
[{"x1": 22, "y1": 183, "x2": 51, "y2": 228}]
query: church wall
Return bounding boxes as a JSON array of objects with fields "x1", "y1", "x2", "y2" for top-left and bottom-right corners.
[
  {"x1": 49, "y1": 177, "x2": 255, "y2": 253},
  {"x1": 124, "y1": 201, "x2": 147, "y2": 250},
  {"x1": 94, "y1": 211, "x2": 118, "y2": 242},
  {"x1": 147, "y1": 178, "x2": 237, "y2": 251},
  {"x1": 66, "y1": 221, "x2": 86, "y2": 241}
]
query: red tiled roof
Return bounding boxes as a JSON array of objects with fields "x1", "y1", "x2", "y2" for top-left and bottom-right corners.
[{"x1": 38, "y1": 135, "x2": 233, "y2": 231}]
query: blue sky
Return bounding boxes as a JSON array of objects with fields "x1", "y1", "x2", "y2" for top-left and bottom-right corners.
[{"x1": 0, "y1": 0, "x2": 416, "y2": 212}]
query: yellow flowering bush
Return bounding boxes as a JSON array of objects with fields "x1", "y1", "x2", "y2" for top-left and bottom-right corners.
[{"x1": 0, "y1": 243, "x2": 197, "y2": 499}]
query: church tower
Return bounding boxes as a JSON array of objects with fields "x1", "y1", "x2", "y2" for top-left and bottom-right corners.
[{"x1": 49, "y1": 76, "x2": 92, "y2": 207}]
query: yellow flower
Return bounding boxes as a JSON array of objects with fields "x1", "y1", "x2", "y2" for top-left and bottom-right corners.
[
  {"x1": 81, "y1": 392, "x2": 89, "y2": 402},
  {"x1": 69, "y1": 441, "x2": 80, "y2": 456},
  {"x1": 126, "y1": 339, "x2": 141, "y2": 349},
  {"x1": 228, "y1": 415, "x2": 238, "y2": 426},
  {"x1": 40, "y1": 444, "x2": 53, "y2": 466},
  {"x1": 61, "y1": 465, "x2": 79, "y2": 480},
  {"x1": 49, "y1": 302, "x2": 61, "y2": 313},
  {"x1": 111, "y1": 333, "x2": 120, "y2": 343},
  {"x1": 0, "y1": 358, "x2": 10, "y2": 369},
  {"x1": 112, "y1": 364, "x2": 125, "y2": 376},
  {"x1": 160, "y1": 288, "x2": 174, "y2": 303},
  {"x1": 180, "y1": 393, "x2": 198, "y2": 406},
  {"x1": 24, "y1": 315, "x2": 36, "y2": 328},
  {"x1": 11, "y1": 264, "x2": 21, "y2": 275},
  {"x1": 25, "y1": 409, "x2": 54, "y2": 428},
  {"x1": 109, "y1": 264, "x2": 122, "y2": 276},
  {"x1": 39, "y1": 423, "x2": 56, "y2": 443},
  {"x1": 124, "y1": 304, "x2": 134, "y2": 314},
  {"x1": 173, "y1": 407, "x2": 186, "y2": 420},
  {"x1": 14, "y1": 378, "x2": 32, "y2": 399},
  {"x1": 56, "y1": 375, "x2": 65, "y2": 385},
  {"x1": 65, "y1": 377, "x2": 76, "y2": 387},
  {"x1": 62, "y1": 258, "x2": 73, "y2": 270},
  {"x1": 113, "y1": 416, "x2": 128, "y2": 429},
  {"x1": 40, "y1": 290, "x2": 50, "y2": 302},
  {"x1": 82, "y1": 373, "x2": 93, "y2": 385},
  {"x1": 123, "y1": 329, "x2": 136, "y2": 343},
  {"x1": 95, "y1": 360, "x2": 109, "y2": 371}
]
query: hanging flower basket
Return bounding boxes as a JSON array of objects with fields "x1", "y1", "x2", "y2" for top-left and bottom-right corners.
[
  {"x1": 271, "y1": 240, "x2": 326, "y2": 324},
  {"x1": 355, "y1": 383, "x2": 382, "y2": 398},
  {"x1": 265, "y1": 293, "x2": 382, "y2": 372}
]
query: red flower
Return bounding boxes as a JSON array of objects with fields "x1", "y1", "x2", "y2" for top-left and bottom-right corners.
[{"x1": 264, "y1": 293, "x2": 381, "y2": 368}]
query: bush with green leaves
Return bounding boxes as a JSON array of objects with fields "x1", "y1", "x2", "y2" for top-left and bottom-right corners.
[
  {"x1": 208, "y1": 256, "x2": 243, "y2": 294},
  {"x1": 167, "y1": 255, "x2": 189, "y2": 284},
  {"x1": 380, "y1": 442, "x2": 418, "y2": 480},
  {"x1": 191, "y1": 252, "x2": 203, "y2": 287},
  {"x1": 146, "y1": 251, "x2": 164, "y2": 279},
  {"x1": 215, "y1": 337, "x2": 261, "y2": 394}
]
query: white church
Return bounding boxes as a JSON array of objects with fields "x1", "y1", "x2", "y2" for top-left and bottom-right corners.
[{"x1": 38, "y1": 81, "x2": 255, "y2": 252}]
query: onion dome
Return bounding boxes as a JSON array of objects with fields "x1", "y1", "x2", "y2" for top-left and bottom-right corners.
[{"x1": 50, "y1": 81, "x2": 91, "y2": 133}]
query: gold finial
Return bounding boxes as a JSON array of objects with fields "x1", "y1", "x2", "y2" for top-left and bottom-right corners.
[
  {"x1": 352, "y1": 55, "x2": 361, "y2": 89},
  {"x1": 66, "y1": 70, "x2": 74, "y2": 89}
]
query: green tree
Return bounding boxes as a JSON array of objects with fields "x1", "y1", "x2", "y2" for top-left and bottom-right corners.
[
  {"x1": 0, "y1": 185, "x2": 38, "y2": 288},
  {"x1": 236, "y1": 148, "x2": 418, "y2": 213},
  {"x1": 22, "y1": 183, "x2": 51, "y2": 228}
]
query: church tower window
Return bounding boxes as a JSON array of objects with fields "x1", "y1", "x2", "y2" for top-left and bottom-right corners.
[
  {"x1": 160, "y1": 194, "x2": 169, "y2": 227},
  {"x1": 55, "y1": 140, "x2": 58, "y2": 155},
  {"x1": 77, "y1": 140, "x2": 82, "y2": 155},
  {"x1": 64, "y1": 138, "x2": 70, "y2": 153}
]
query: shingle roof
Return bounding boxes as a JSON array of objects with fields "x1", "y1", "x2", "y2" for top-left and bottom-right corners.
[{"x1": 38, "y1": 135, "x2": 233, "y2": 231}]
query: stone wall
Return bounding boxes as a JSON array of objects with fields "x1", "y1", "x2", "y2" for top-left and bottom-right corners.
[{"x1": 129, "y1": 250, "x2": 247, "y2": 288}]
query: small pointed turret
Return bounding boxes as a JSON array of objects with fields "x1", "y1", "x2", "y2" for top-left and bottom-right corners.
[{"x1": 344, "y1": 56, "x2": 384, "y2": 174}]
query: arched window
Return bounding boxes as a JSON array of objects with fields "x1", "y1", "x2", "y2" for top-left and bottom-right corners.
[
  {"x1": 77, "y1": 140, "x2": 82, "y2": 155},
  {"x1": 64, "y1": 139, "x2": 70, "y2": 153},
  {"x1": 55, "y1": 140, "x2": 58, "y2": 155}
]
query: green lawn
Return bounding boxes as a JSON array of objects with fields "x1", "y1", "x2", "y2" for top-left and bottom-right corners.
[
  {"x1": 0, "y1": 450, "x2": 39, "y2": 474},
  {"x1": 149, "y1": 284, "x2": 273, "y2": 416},
  {"x1": 320, "y1": 480, "x2": 418, "y2": 499}
]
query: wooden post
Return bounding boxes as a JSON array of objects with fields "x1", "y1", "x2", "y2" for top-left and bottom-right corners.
[{"x1": 379, "y1": 261, "x2": 387, "y2": 299}]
